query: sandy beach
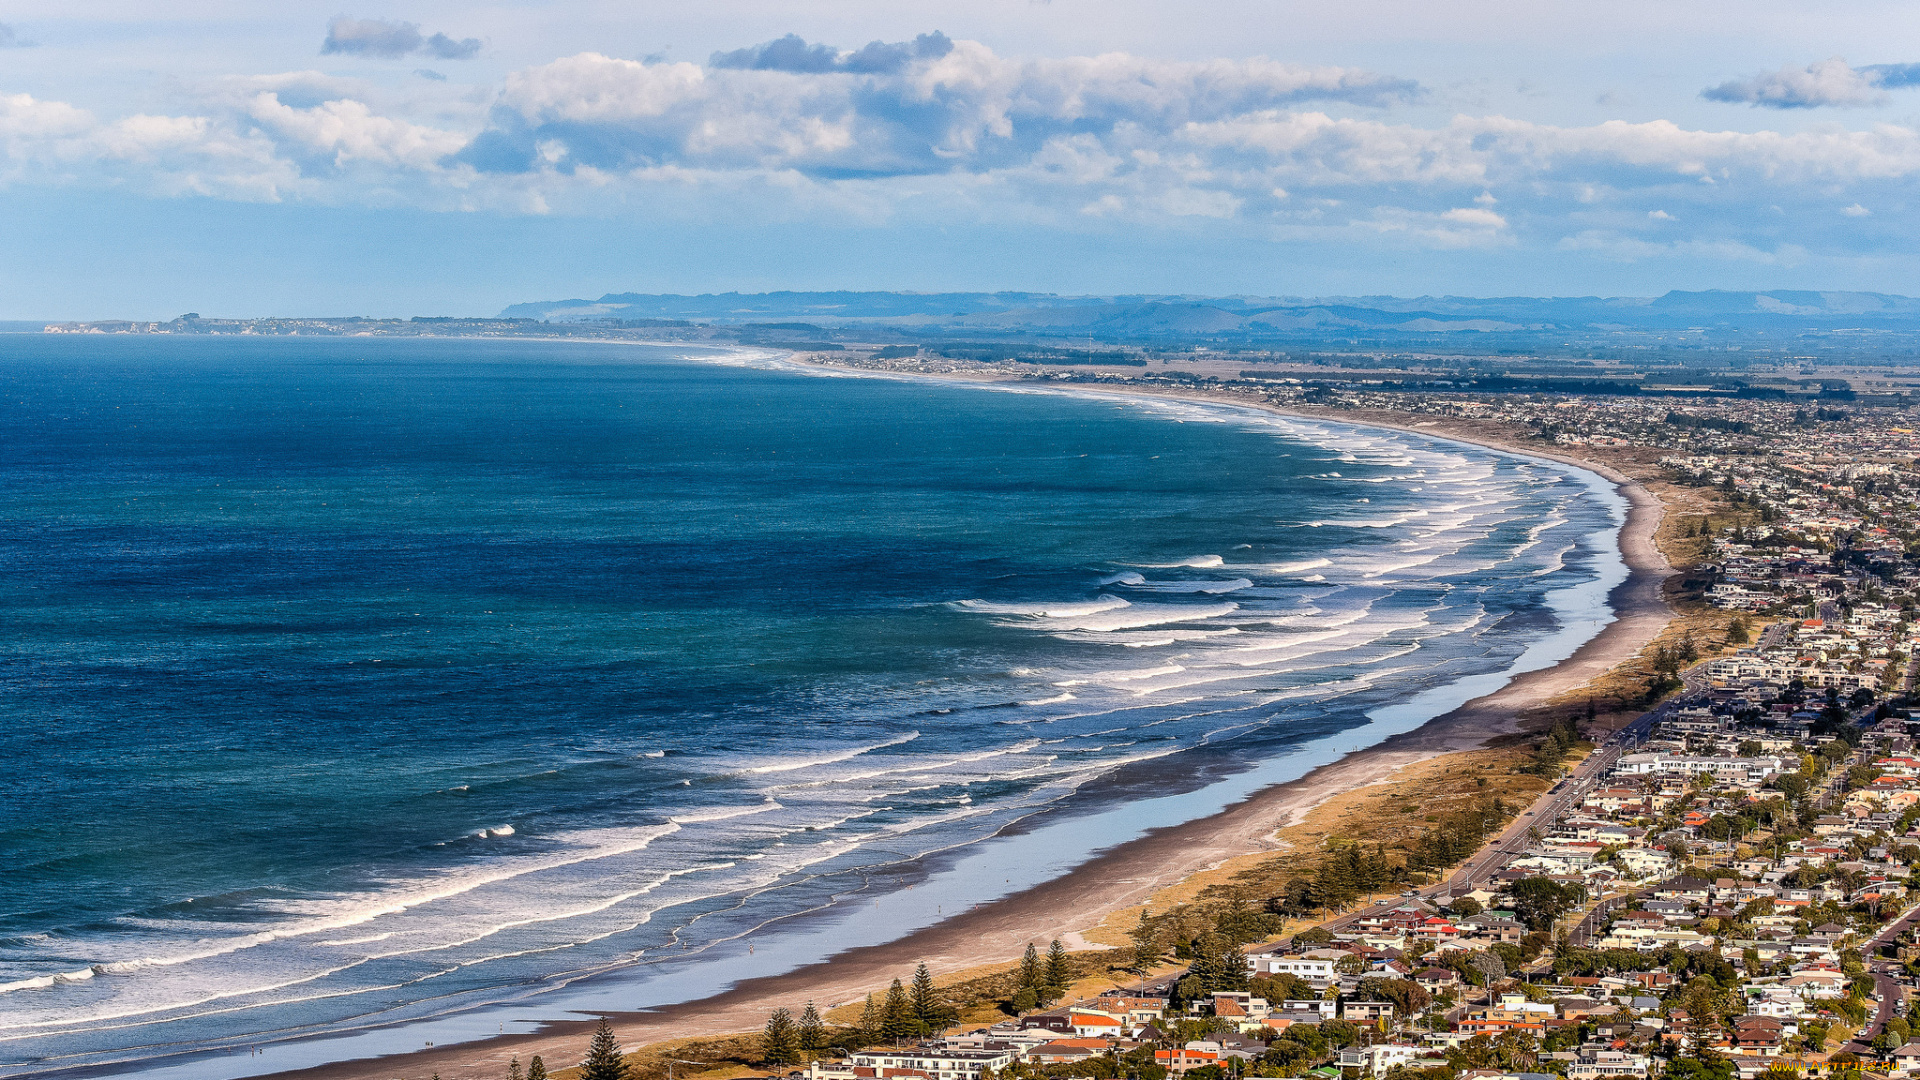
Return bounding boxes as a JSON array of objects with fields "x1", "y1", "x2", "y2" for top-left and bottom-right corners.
[{"x1": 220, "y1": 376, "x2": 1677, "y2": 1080}]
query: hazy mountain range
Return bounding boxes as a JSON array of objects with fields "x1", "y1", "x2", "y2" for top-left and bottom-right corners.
[{"x1": 500, "y1": 289, "x2": 1920, "y2": 335}]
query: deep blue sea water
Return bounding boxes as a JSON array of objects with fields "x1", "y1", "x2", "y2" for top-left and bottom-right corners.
[{"x1": 0, "y1": 337, "x2": 1623, "y2": 1076}]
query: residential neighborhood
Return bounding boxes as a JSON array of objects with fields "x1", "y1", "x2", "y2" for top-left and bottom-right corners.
[{"x1": 754, "y1": 371, "x2": 1920, "y2": 1080}]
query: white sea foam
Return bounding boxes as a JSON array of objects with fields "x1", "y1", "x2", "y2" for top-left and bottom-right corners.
[
  {"x1": 1136, "y1": 555, "x2": 1224, "y2": 568},
  {"x1": 951, "y1": 596, "x2": 1129, "y2": 618},
  {"x1": 743, "y1": 733, "x2": 919, "y2": 774},
  {"x1": 1020, "y1": 692, "x2": 1077, "y2": 706},
  {"x1": 1030, "y1": 600, "x2": 1239, "y2": 633},
  {"x1": 1118, "y1": 577, "x2": 1252, "y2": 594},
  {"x1": 1229, "y1": 557, "x2": 1330, "y2": 575},
  {"x1": 668, "y1": 800, "x2": 783, "y2": 824}
]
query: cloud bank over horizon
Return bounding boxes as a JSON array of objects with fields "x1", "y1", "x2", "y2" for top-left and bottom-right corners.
[{"x1": 3, "y1": 4, "x2": 1920, "y2": 314}]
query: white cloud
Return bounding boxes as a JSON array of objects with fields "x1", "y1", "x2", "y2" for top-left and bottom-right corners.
[
  {"x1": 2, "y1": 33, "x2": 1920, "y2": 268},
  {"x1": 458, "y1": 41, "x2": 1419, "y2": 177},
  {"x1": 245, "y1": 93, "x2": 467, "y2": 170},
  {"x1": 1701, "y1": 56, "x2": 1920, "y2": 109},
  {"x1": 1442, "y1": 206, "x2": 1506, "y2": 227},
  {"x1": 1842, "y1": 203, "x2": 1871, "y2": 216}
]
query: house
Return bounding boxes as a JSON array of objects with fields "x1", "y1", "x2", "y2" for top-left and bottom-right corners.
[
  {"x1": 1066, "y1": 1012, "x2": 1128, "y2": 1038},
  {"x1": 835, "y1": 1047, "x2": 1019, "y2": 1080},
  {"x1": 1341, "y1": 1001, "x2": 1395, "y2": 1023},
  {"x1": 1567, "y1": 1050, "x2": 1654, "y2": 1080},
  {"x1": 1332, "y1": 1044, "x2": 1424, "y2": 1078},
  {"x1": 1888, "y1": 1042, "x2": 1920, "y2": 1075},
  {"x1": 1024, "y1": 1041, "x2": 1113, "y2": 1066},
  {"x1": 1154, "y1": 1043, "x2": 1221, "y2": 1075},
  {"x1": 1414, "y1": 967, "x2": 1462, "y2": 993},
  {"x1": 1246, "y1": 953, "x2": 1336, "y2": 987},
  {"x1": 1730, "y1": 1016, "x2": 1784, "y2": 1057}
]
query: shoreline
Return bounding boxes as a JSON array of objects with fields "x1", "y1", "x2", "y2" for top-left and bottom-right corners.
[{"x1": 185, "y1": 363, "x2": 1679, "y2": 1080}]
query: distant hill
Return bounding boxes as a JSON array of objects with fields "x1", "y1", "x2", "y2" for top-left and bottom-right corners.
[{"x1": 500, "y1": 289, "x2": 1920, "y2": 334}]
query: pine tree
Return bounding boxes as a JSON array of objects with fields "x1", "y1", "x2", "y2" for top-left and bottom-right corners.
[
  {"x1": 882, "y1": 977, "x2": 919, "y2": 1040},
  {"x1": 763, "y1": 1008, "x2": 800, "y2": 1066},
  {"x1": 798, "y1": 1001, "x2": 826, "y2": 1057},
  {"x1": 909, "y1": 963, "x2": 947, "y2": 1031},
  {"x1": 1018, "y1": 942, "x2": 1041, "y2": 989},
  {"x1": 527, "y1": 1057, "x2": 548, "y2": 1080},
  {"x1": 508, "y1": 1058, "x2": 524, "y2": 1080},
  {"x1": 859, "y1": 992, "x2": 883, "y2": 1045},
  {"x1": 1043, "y1": 940, "x2": 1070, "y2": 998},
  {"x1": 1129, "y1": 913, "x2": 1161, "y2": 973},
  {"x1": 580, "y1": 1019, "x2": 629, "y2": 1080}
]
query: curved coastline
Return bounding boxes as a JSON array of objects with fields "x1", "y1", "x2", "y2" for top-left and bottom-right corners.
[
  {"x1": 153, "y1": 361, "x2": 1683, "y2": 1080},
  {"x1": 17, "y1": 353, "x2": 1672, "y2": 1080}
]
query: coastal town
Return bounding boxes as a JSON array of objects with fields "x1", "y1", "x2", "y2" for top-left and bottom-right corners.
[
  {"x1": 30, "y1": 321, "x2": 1920, "y2": 1080},
  {"x1": 569, "y1": 356, "x2": 1920, "y2": 1080}
]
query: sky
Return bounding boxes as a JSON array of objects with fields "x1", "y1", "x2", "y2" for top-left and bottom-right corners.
[{"x1": 3, "y1": 2, "x2": 1920, "y2": 318}]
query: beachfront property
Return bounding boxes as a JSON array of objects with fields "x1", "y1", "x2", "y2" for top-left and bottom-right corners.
[
  {"x1": 1244, "y1": 953, "x2": 1336, "y2": 987},
  {"x1": 701, "y1": 371, "x2": 1920, "y2": 1080},
  {"x1": 787, "y1": 632, "x2": 1920, "y2": 1080}
]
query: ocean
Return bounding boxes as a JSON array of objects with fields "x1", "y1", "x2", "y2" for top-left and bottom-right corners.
[{"x1": 0, "y1": 336, "x2": 1624, "y2": 1077}]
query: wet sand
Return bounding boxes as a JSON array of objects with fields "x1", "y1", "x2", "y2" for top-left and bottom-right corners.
[{"x1": 230, "y1": 383, "x2": 1677, "y2": 1080}]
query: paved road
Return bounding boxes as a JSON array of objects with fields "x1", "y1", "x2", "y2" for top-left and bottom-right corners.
[
  {"x1": 1566, "y1": 891, "x2": 1644, "y2": 949},
  {"x1": 1431, "y1": 709, "x2": 1660, "y2": 897},
  {"x1": 1298, "y1": 676, "x2": 1685, "y2": 935},
  {"x1": 1844, "y1": 902, "x2": 1920, "y2": 1054}
]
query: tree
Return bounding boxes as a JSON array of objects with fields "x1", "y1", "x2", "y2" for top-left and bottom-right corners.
[
  {"x1": 1019, "y1": 943, "x2": 1042, "y2": 990},
  {"x1": 580, "y1": 1020, "x2": 629, "y2": 1080},
  {"x1": 910, "y1": 963, "x2": 952, "y2": 1031},
  {"x1": 1188, "y1": 931, "x2": 1249, "y2": 993},
  {"x1": 527, "y1": 1057, "x2": 548, "y2": 1080},
  {"x1": 1355, "y1": 976, "x2": 1429, "y2": 1018},
  {"x1": 762, "y1": 1008, "x2": 800, "y2": 1067},
  {"x1": 798, "y1": 1002, "x2": 826, "y2": 1057},
  {"x1": 1269, "y1": 878, "x2": 1317, "y2": 917},
  {"x1": 1130, "y1": 913, "x2": 1162, "y2": 972},
  {"x1": 1446, "y1": 897, "x2": 1482, "y2": 918},
  {"x1": 859, "y1": 993, "x2": 882, "y2": 1044},
  {"x1": 1661, "y1": 1050, "x2": 1735, "y2": 1080},
  {"x1": 1507, "y1": 877, "x2": 1586, "y2": 932},
  {"x1": 508, "y1": 1058, "x2": 524, "y2": 1080},
  {"x1": 1044, "y1": 940, "x2": 1071, "y2": 998},
  {"x1": 882, "y1": 978, "x2": 920, "y2": 1040}
]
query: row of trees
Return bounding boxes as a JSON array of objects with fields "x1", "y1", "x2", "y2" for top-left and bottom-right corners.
[
  {"x1": 1010, "y1": 940, "x2": 1073, "y2": 1013},
  {"x1": 1521, "y1": 717, "x2": 1584, "y2": 778},
  {"x1": 762, "y1": 959, "x2": 965, "y2": 1066},
  {"x1": 761, "y1": 1002, "x2": 831, "y2": 1067},
  {"x1": 504, "y1": 1054, "x2": 550, "y2": 1080},
  {"x1": 855, "y1": 962, "x2": 957, "y2": 1046},
  {"x1": 1404, "y1": 798, "x2": 1514, "y2": 876}
]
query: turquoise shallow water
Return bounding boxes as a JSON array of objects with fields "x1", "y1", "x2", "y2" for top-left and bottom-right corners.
[{"x1": 0, "y1": 337, "x2": 1619, "y2": 1075}]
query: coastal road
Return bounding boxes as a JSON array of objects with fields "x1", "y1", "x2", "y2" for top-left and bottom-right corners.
[
  {"x1": 1843, "y1": 901, "x2": 1920, "y2": 1054},
  {"x1": 1430, "y1": 708, "x2": 1660, "y2": 898},
  {"x1": 1566, "y1": 890, "x2": 1647, "y2": 949},
  {"x1": 1290, "y1": 712, "x2": 1665, "y2": 934},
  {"x1": 1302, "y1": 703, "x2": 1671, "y2": 946}
]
